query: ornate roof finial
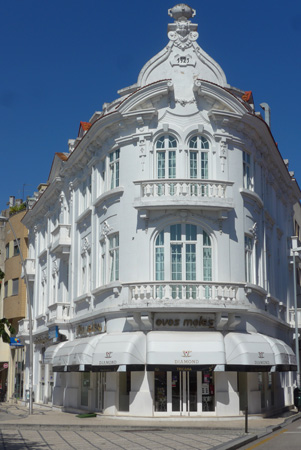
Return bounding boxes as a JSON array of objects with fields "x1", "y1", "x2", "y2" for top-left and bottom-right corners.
[
  {"x1": 167, "y1": 4, "x2": 198, "y2": 50},
  {"x1": 168, "y1": 4, "x2": 196, "y2": 21}
]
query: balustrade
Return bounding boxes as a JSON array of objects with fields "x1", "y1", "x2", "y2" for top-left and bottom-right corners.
[{"x1": 126, "y1": 281, "x2": 239, "y2": 304}]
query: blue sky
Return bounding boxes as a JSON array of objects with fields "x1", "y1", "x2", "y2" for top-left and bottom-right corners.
[{"x1": 1, "y1": 0, "x2": 300, "y2": 209}]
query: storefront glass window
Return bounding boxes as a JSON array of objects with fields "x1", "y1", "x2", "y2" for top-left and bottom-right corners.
[
  {"x1": 202, "y1": 368, "x2": 215, "y2": 411},
  {"x1": 154, "y1": 371, "x2": 167, "y2": 412},
  {"x1": 81, "y1": 372, "x2": 90, "y2": 407},
  {"x1": 119, "y1": 372, "x2": 130, "y2": 412}
]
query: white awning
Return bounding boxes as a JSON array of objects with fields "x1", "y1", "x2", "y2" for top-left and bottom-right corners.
[
  {"x1": 146, "y1": 331, "x2": 225, "y2": 369},
  {"x1": 53, "y1": 335, "x2": 104, "y2": 372},
  {"x1": 44, "y1": 342, "x2": 66, "y2": 365},
  {"x1": 68, "y1": 335, "x2": 103, "y2": 369},
  {"x1": 225, "y1": 333, "x2": 275, "y2": 371},
  {"x1": 263, "y1": 335, "x2": 296, "y2": 370},
  {"x1": 92, "y1": 332, "x2": 146, "y2": 371}
]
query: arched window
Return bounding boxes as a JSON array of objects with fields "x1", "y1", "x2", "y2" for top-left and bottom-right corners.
[
  {"x1": 155, "y1": 135, "x2": 177, "y2": 179},
  {"x1": 155, "y1": 223, "x2": 212, "y2": 298},
  {"x1": 189, "y1": 136, "x2": 209, "y2": 179}
]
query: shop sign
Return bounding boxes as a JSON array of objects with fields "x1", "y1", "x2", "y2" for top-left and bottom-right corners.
[
  {"x1": 9, "y1": 337, "x2": 23, "y2": 347},
  {"x1": 175, "y1": 350, "x2": 199, "y2": 365},
  {"x1": 154, "y1": 313, "x2": 215, "y2": 330},
  {"x1": 97, "y1": 351, "x2": 117, "y2": 365},
  {"x1": 48, "y1": 326, "x2": 58, "y2": 341},
  {"x1": 76, "y1": 318, "x2": 105, "y2": 337},
  {"x1": 254, "y1": 352, "x2": 270, "y2": 365}
]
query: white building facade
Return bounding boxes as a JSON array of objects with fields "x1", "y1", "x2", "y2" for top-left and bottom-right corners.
[{"x1": 21, "y1": 4, "x2": 300, "y2": 417}]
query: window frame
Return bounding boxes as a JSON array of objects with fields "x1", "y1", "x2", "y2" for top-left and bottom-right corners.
[
  {"x1": 154, "y1": 223, "x2": 212, "y2": 283},
  {"x1": 243, "y1": 151, "x2": 252, "y2": 190},
  {"x1": 109, "y1": 149, "x2": 120, "y2": 189},
  {"x1": 245, "y1": 234, "x2": 254, "y2": 283},
  {"x1": 155, "y1": 134, "x2": 177, "y2": 180},
  {"x1": 100, "y1": 232, "x2": 120, "y2": 285},
  {"x1": 188, "y1": 135, "x2": 210, "y2": 180},
  {"x1": 12, "y1": 278, "x2": 19, "y2": 296},
  {"x1": 109, "y1": 233, "x2": 119, "y2": 282}
]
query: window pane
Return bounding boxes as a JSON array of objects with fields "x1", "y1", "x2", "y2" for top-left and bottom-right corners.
[
  {"x1": 14, "y1": 239, "x2": 20, "y2": 256},
  {"x1": 156, "y1": 136, "x2": 165, "y2": 149},
  {"x1": 157, "y1": 152, "x2": 165, "y2": 179},
  {"x1": 109, "y1": 234, "x2": 119, "y2": 282},
  {"x1": 201, "y1": 152, "x2": 208, "y2": 179},
  {"x1": 171, "y1": 244, "x2": 182, "y2": 280},
  {"x1": 186, "y1": 244, "x2": 196, "y2": 280},
  {"x1": 170, "y1": 224, "x2": 181, "y2": 241},
  {"x1": 156, "y1": 248, "x2": 164, "y2": 281},
  {"x1": 168, "y1": 135, "x2": 177, "y2": 148},
  {"x1": 245, "y1": 235, "x2": 253, "y2": 282},
  {"x1": 12, "y1": 278, "x2": 19, "y2": 296},
  {"x1": 156, "y1": 231, "x2": 164, "y2": 246},
  {"x1": 203, "y1": 231, "x2": 211, "y2": 246},
  {"x1": 190, "y1": 152, "x2": 197, "y2": 178},
  {"x1": 203, "y1": 248, "x2": 212, "y2": 281},
  {"x1": 186, "y1": 224, "x2": 196, "y2": 241},
  {"x1": 109, "y1": 150, "x2": 120, "y2": 189},
  {"x1": 189, "y1": 136, "x2": 197, "y2": 149},
  {"x1": 200, "y1": 136, "x2": 209, "y2": 149},
  {"x1": 168, "y1": 151, "x2": 176, "y2": 178}
]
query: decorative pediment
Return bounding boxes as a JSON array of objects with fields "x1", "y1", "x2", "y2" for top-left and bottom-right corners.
[{"x1": 137, "y1": 7, "x2": 227, "y2": 91}]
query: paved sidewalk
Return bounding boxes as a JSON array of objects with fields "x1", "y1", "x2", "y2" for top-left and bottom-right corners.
[{"x1": 0, "y1": 403, "x2": 300, "y2": 450}]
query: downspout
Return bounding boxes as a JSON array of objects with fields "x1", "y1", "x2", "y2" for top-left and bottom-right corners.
[{"x1": 260, "y1": 103, "x2": 271, "y2": 128}]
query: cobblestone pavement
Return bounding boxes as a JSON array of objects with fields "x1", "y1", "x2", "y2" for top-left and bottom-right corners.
[{"x1": 0, "y1": 428, "x2": 242, "y2": 450}]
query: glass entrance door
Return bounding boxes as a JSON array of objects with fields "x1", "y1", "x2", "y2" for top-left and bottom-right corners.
[{"x1": 172, "y1": 371, "x2": 197, "y2": 414}]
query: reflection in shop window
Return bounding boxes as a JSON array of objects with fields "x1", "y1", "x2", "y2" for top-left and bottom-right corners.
[
  {"x1": 202, "y1": 368, "x2": 215, "y2": 411},
  {"x1": 81, "y1": 372, "x2": 90, "y2": 407},
  {"x1": 154, "y1": 371, "x2": 167, "y2": 412}
]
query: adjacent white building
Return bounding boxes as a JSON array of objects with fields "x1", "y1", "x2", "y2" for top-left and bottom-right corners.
[{"x1": 20, "y1": 4, "x2": 301, "y2": 417}]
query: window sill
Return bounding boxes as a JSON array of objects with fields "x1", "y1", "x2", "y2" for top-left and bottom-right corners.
[
  {"x1": 76, "y1": 207, "x2": 92, "y2": 224},
  {"x1": 240, "y1": 188, "x2": 264, "y2": 209},
  {"x1": 74, "y1": 293, "x2": 91, "y2": 304},
  {"x1": 93, "y1": 186, "x2": 124, "y2": 208},
  {"x1": 38, "y1": 248, "x2": 47, "y2": 259},
  {"x1": 91, "y1": 281, "x2": 122, "y2": 297}
]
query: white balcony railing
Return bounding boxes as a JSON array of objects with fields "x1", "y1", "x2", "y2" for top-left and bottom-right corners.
[
  {"x1": 46, "y1": 302, "x2": 70, "y2": 323},
  {"x1": 21, "y1": 258, "x2": 35, "y2": 282},
  {"x1": 17, "y1": 318, "x2": 29, "y2": 335},
  {"x1": 51, "y1": 224, "x2": 71, "y2": 255},
  {"x1": 133, "y1": 179, "x2": 234, "y2": 211},
  {"x1": 140, "y1": 180, "x2": 232, "y2": 199},
  {"x1": 126, "y1": 281, "x2": 240, "y2": 304},
  {"x1": 289, "y1": 308, "x2": 301, "y2": 328}
]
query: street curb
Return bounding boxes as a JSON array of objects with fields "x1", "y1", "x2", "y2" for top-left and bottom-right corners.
[{"x1": 212, "y1": 412, "x2": 301, "y2": 450}]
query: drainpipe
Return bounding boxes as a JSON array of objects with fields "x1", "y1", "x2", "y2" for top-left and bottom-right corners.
[{"x1": 260, "y1": 103, "x2": 271, "y2": 128}]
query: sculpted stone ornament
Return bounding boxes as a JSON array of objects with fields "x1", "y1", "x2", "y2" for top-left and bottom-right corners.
[
  {"x1": 100, "y1": 221, "x2": 113, "y2": 240},
  {"x1": 81, "y1": 237, "x2": 91, "y2": 254},
  {"x1": 137, "y1": 4, "x2": 227, "y2": 91},
  {"x1": 168, "y1": 4, "x2": 198, "y2": 50}
]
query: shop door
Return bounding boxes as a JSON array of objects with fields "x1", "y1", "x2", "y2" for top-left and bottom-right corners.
[{"x1": 172, "y1": 371, "x2": 197, "y2": 414}]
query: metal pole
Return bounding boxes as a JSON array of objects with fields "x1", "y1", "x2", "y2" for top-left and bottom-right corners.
[
  {"x1": 245, "y1": 406, "x2": 248, "y2": 433},
  {"x1": 2, "y1": 216, "x2": 33, "y2": 414},
  {"x1": 293, "y1": 251, "x2": 301, "y2": 390}
]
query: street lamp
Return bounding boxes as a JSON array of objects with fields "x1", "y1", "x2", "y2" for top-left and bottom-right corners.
[
  {"x1": 291, "y1": 236, "x2": 301, "y2": 391},
  {"x1": 0, "y1": 215, "x2": 33, "y2": 414}
]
